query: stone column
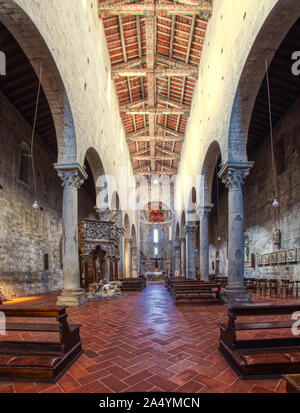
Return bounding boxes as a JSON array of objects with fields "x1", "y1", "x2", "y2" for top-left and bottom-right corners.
[
  {"x1": 131, "y1": 245, "x2": 138, "y2": 278},
  {"x1": 174, "y1": 243, "x2": 181, "y2": 277},
  {"x1": 118, "y1": 226, "x2": 125, "y2": 278},
  {"x1": 219, "y1": 162, "x2": 253, "y2": 303},
  {"x1": 55, "y1": 163, "x2": 87, "y2": 306},
  {"x1": 180, "y1": 236, "x2": 186, "y2": 278},
  {"x1": 199, "y1": 206, "x2": 212, "y2": 282},
  {"x1": 125, "y1": 237, "x2": 132, "y2": 278},
  {"x1": 185, "y1": 223, "x2": 198, "y2": 280}
]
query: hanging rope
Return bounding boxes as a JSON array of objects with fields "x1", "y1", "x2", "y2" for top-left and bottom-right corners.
[
  {"x1": 30, "y1": 63, "x2": 43, "y2": 202},
  {"x1": 265, "y1": 58, "x2": 279, "y2": 228}
]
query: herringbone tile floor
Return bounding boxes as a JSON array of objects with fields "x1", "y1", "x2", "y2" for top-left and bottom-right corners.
[{"x1": 0, "y1": 284, "x2": 297, "y2": 393}]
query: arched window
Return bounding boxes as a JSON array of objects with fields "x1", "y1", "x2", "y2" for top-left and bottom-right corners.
[
  {"x1": 153, "y1": 228, "x2": 159, "y2": 244},
  {"x1": 19, "y1": 142, "x2": 30, "y2": 184}
]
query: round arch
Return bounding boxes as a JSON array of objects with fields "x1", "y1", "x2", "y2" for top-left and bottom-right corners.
[
  {"x1": 0, "y1": 0, "x2": 77, "y2": 164},
  {"x1": 228, "y1": 0, "x2": 300, "y2": 161},
  {"x1": 201, "y1": 141, "x2": 222, "y2": 206}
]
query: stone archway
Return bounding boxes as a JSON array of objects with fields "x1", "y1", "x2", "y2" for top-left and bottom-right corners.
[
  {"x1": 200, "y1": 141, "x2": 222, "y2": 282},
  {"x1": 0, "y1": 0, "x2": 78, "y2": 165}
]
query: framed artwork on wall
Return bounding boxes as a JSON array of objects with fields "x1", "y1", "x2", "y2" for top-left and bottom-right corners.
[
  {"x1": 277, "y1": 250, "x2": 286, "y2": 264},
  {"x1": 297, "y1": 248, "x2": 300, "y2": 262}
]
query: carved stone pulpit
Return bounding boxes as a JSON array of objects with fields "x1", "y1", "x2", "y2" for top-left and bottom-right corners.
[{"x1": 78, "y1": 218, "x2": 120, "y2": 291}]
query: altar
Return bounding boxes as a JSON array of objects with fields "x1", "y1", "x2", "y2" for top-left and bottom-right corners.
[{"x1": 145, "y1": 272, "x2": 164, "y2": 281}]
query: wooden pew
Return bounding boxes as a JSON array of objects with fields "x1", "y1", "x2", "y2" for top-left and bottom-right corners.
[
  {"x1": 166, "y1": 276, "x2": 187, "y2": 292},
  {"x1": 120, "y1": 277, "x2": 146, "y2": 291},
  {"x1": 218, "y1": 303, "x2": 300, "y2": 378},
  {"x1": 0, "y1": 306, "x2": 82, "y2": 383},
  {"x1": 171, "y1": 282, "x2": 222, "y2": 305}
]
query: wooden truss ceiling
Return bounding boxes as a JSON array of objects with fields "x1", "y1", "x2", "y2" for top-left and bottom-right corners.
[{"x1": 98, "y1": 0, "x2": 212, "y2": 176}]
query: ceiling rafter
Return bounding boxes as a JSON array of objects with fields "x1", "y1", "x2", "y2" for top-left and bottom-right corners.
[{"x1": 99, "y1": 0, "x2": 212, "y2": 175}]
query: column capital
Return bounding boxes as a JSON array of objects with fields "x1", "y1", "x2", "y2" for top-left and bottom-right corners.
[
  {"x1": 55, "y1": 162, "x2": 88, "y2": 189},
  {"x1": 219, "y1": 161, "x2": 253, "y2": 191},
  {"x1": 184, "y1": 222, "x2": 198, "y2": 235},
  {"x1": 197, "y1": 205, "x2": 213, "y2": 218},
  {"x1": 174, "y1": 243, "x2": 181, "y2": 250}
]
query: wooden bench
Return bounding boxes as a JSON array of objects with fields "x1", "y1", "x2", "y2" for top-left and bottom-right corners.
[
  {"x1": 171, "y1": 282, "x2": 222, "y2": 305},
  {"x1": 0, "y1": 305, "x2": 82, "y2": 383},
  {"x1": 166, "y1": 276, "x2": 187, "y2": 292},
  {"x1": 284, "y1": 374, "x2": 300, "y2": 393},
  {"x1": 119, "y1": 277, "x2": 146, "y2": 291},
  {"x1": 218, "y1": 303, "x2": 300, "y2": 378}
]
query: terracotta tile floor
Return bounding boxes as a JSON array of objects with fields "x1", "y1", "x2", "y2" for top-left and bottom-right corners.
[{"x1": 0, "y1": 284, "x2": 298, "y2": 394}]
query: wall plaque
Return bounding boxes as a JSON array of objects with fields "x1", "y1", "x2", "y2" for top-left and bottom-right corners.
[
  {"x1": 256, "y1": 254, "x2": 262, "y2": 267},
  {"x1": 269, "y1": 252, "x2": 277, "y2": 265},
  {"x1": 287, "y1": 248, "x2": 297, "y2": 263},
  {"x1": 262, "y1": 254, "x2": 269, "y2": 266},
  {"x1": 277, "y1": 250, "x2": 286, "y2": 264}
]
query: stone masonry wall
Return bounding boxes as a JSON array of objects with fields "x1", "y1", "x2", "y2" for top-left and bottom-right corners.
[
  {"x1": 209, "y1": 97, "x2": 300, "y2": 281},
  {"x1": 0, "y1": 92, "x2": 94, "y2": 298}
]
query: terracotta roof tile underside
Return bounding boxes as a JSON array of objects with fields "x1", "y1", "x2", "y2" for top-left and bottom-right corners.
[{"x1": 98, "y1": 0, "x2": 212, "y2": 176}]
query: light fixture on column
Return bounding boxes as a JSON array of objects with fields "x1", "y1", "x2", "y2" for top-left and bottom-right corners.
[
  {"x1": 30, "y1": 63, "x2": 43, "y2": 210},
  {"x1": 272, "y1": 198, "x2": 279, "y2": 208},
  {"x1": 32, "y1": 200, "x2": 39, "y2": 210}
]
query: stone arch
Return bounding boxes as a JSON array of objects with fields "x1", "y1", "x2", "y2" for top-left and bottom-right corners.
[
  {"x1": 124, "y1": 214, "x2": 130, "y2": 236},
  {"x1": 84, "y1": 147, "x2": 107, "y2": 209},
  {"x1": 228, "y1": 0, "x2": 300, "y2": 162},
  {"x1": 201, "y1": 141, "x2": 222, "y2": 206},
  {"x1": 0, "y1": 0, "x2": 77, "y2": 164},
  {"x1": 175, "y1": 223, "x2": 180, "y2": 243},
  {"x1": 131, "y1": 224, "x2": 137, "y2": 241}
]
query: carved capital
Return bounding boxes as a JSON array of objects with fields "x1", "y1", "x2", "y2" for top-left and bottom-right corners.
[
  {"x1": 197, "y1": 205, "x2": 213, "y2": 219},
  {"x1": 219, "y1": 162, "x2": 253, "y2": 192},
  {"x1": 55, "y1": 163, "x2": 87, "y2": 190},
  {"x1": 184, "y1": 222, "x2": 198, "y2": 235}
]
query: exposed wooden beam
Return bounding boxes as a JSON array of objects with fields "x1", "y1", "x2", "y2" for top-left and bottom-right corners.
[
  {"x1": 127, "y1": 135, "x2": 184, "y2": 142},
  {"x1": 156, "y1": 162, "x2": 177, "y2": 173},
  {"x1": 112, "y1": 67, "x2": 198, "y2": 78},
  {"x1": 130, "y1": 148, "x2": 150, "y2": 158},
  {"x1": 156, "y1": 146, "x2": 180, "y2": 159},
  {"x1": 99, "y1": 2, "x2": 212, "y2": 18},
  {"x1": 145, "y1": 14, "x2": 156, "y2": 171},
  {"x1": 127, "y1": 128, "x2": 150, "y2": 138},
  {"x1": 122, "y1": 107, "x2": 189, "y2": 115},
  {"x1": 132, "y1": 155, "x2": 179, "y2": 161},
  {"x1": 135, "y1": 170, "x2": 175, "y2": 175},
  {"x1": 157, "y1": 126, "x2": 185, "y2": 138},
  {"x1": 120, "y1": 97, "x2": 189, "y2": 111}
]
